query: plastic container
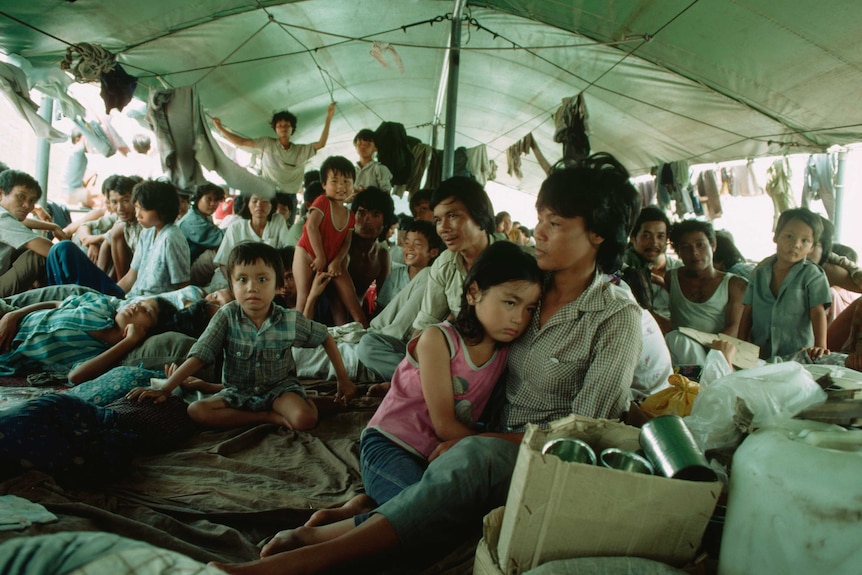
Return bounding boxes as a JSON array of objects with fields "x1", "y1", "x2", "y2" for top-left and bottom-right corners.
[{"x1": 719, "y1": 425, "x2": 862, "y2": 575}]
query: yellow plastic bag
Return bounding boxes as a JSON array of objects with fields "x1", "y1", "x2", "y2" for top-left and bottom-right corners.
[{"x1": 640, "y1": 374, "x2": 700, "y2": 418}]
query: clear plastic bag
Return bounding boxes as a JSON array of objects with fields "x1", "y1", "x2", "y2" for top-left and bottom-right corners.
[{"x1": 684, "y1": 362, "x2": 827, "y2": 451}]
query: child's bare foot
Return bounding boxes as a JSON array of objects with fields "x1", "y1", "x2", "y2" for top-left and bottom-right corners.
[
  {"x1": 259, "y1": 528, "x2": 311, "y2": 556},
  {"x1": 305, "y1": 494, "x2": 375, "y2": 527},
  {"x1": 366, "y1": 382, "x2": 391, "y2": 397}
]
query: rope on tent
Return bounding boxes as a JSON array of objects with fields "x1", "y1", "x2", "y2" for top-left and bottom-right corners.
[
  {"x1": 191, "y1": 19, "x2": 272, "y2": 87},
  {"x1": 253, "y1": 0, "x2": 335, "y2": 103}
]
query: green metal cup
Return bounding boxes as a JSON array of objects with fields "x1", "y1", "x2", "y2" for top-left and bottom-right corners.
[
  {"x1": 639, "y1": 415, "x2": 717, "y2": 482},
  {"x1": 542, "y1": 437, "x2": 597, "y2": 465}
]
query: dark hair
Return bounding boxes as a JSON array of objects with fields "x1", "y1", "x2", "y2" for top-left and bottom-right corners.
[
  {"x1": 148, "y1": 297, "x2": 179, "y2": 336},
  {"x1": 165, "y1": 299, "x2": 211, "y2": 338},
  {"x1": 409, "y1": 188, "x2": 433, "y2": 216},
  {"x1": 132, "y1": 180, "x2": 180, "y2": 224},
  {"x1": 353, "y1": 129, "x2": 376, "y2": 145},
  {"x1": 832, "y1": 243, "x2": 858, "y2": 263},
  {"x1": 620, "y1": 266, "x2": 652, "y2": 310},
  {"x1": 275, "y1": 191, "x2": 293, "y2": 208},
  {"x1": 110, "y1": 175, "x2": 137, "y2": 197},
  {"x1": 405, "y1": 219, "x2": 444, "y2": 256},
  {"x1": 430, "y1": 177, "x2": 496, "y2": 235},
  {"x1": 270, "y1": 110, "x2": 297, "y2": 131},
  {"x1": 192, "y1": 183, "x2": 226, "y2": 208},
  {"x1": 631, "y1": 205, "x2": 670, "y2": 239},
  {"x1": 397, "y1": 213, "x2": 414, "y2": 230},
  {"x1": 352, "y1": 186, "x2": 397, "y2": 241},
  {"x1": 303, "y1": 181, "x2": 325, "y2": 207},
  {"x1": 815, "y1": 215, "x2": 834, "y2": 266},
  {"x1": 132, "y1": 134, "x2": 151, "y2": 154},
  {"x1": 227, "y1": 242, "x2": 285, "y2": 289},
  {"x1": 775, "y1": 207, "x2": 823, "y2": 247},
  {"x1": 238, "y1": 194, "x2": 279, "y2": 221},
  {"x1": 713, "y1": 230, "x2": 746, "y2": 271},
  {"x1": 669, "y1": 219, "x2": 716, "y2": 251},
  {"x1": 454, "y1": 242, "x2": 543, "y2": 345},
  {"x1": 536, "y1": 153, "x2": 642, "y2": 274},
  {"x1": 495, "y1": 211, "x2": 511, "y2": 226},
  {"x1": 0, "y1": 169, "x2": 40, "y2": 196},
  {"x1": 320, "y1": 155, "x2": 356, "y2": 182},
  {"x1": 303, "y1": 170, "x2": 320, "y2": 188}
]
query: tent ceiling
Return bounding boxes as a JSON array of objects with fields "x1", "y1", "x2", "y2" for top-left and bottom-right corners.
[{"x1": 1, "y1": 0, "x2": 862, "y2": 193}]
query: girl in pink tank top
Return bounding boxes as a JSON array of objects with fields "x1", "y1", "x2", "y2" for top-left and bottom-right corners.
[{"x1": 259, "y1": 241, "x2": 543, "y2": 555}]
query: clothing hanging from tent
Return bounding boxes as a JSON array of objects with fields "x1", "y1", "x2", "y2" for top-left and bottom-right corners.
[
  {"x1": 146, "y1": 86, "x2": 277, "y2": 197},
  {"x1": 0, "y1": 62, "x2": 67, "y2": 143},
  {"x1": 553, "y1": 93, "x2": 590, "y2": 163},
  {"x1": 695, "y1": 169, "x2": 723, "y2": 219},
  {"x1": 765, "y1": 157, "x2": 795, "y2": 231},
  {"x1": 802, "y1": 153, "x2": 836, "y2": 220}
]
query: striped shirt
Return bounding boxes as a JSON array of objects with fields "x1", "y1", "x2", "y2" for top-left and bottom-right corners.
[
  {"x1": 188, "y1": 300, "x2": 328, "y2": 395},
  {"x1": 501, "y1": 272, "x2": 643, "y2": 430},
  {"x1": 0, "y1": 292, "x2": 121, "y2": 375}
]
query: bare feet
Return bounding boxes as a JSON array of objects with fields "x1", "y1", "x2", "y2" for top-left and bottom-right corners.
[
  {"x1": 260, "y1": 518, "x2": 357, "y2": 557},
  {"x1": 366, "y1": 382, "x2": 391, "y2": 397},
  {"x1": 305, "y1": 494, "x2": 376, "y2": 527}
]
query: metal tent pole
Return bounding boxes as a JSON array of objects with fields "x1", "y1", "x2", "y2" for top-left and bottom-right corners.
[
  {"x1": 441, "y1": 0, "x2": 466, "y2": 180},
  {"x1": 833, "y1": 148, "x2": 847, "y2": 241},
  {"x1": 34, "y1": 96, "x2": 54, "y2": 204}
]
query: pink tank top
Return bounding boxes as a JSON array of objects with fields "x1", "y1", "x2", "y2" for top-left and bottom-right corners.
[{"x1": 367, "y1": 321, "x2": 510, "y2": 459}]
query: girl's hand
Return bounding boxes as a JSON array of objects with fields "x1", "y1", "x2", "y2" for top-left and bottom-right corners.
[
  {"x1": 125, "y1": 386, "x2": 170, "y2": 403},
  {"x1": 806, "y1": 346, "x2": 830, "y2": 361},
  {"x1": 334, "y1": 378, "x2": 356, "y2": 406},
  {"x1": 429, "y1": 438, "x2": 462, "y2": 462},
  {"x1": 123, "y1": 323, "x2": 146, "y2": 343},
  {"x1": 311, "y1": 256, "x2": 326, "y2": 273}
]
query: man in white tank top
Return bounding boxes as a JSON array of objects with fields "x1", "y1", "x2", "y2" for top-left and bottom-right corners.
[{"x1": 662, "y1": 220, "x2": 748, "y2": 366}]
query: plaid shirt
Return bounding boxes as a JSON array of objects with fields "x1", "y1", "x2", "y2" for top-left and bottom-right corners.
[
  {"x1": 0, "y1": 291, "x2": 120, "y2": 375},
  {"x1": 501, "y1": 272, "x2": 643, "y2": 430},
  {"x1": 189, "y1": 300, "x2": 327, "y2": 394}
]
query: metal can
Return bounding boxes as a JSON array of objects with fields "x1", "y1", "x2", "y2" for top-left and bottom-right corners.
[
  {"x1": 541, "y1": 437, "x2": 597, "y2": 465},
  {"x1": 639, "y1": 415, "x2": 717, "y2": 481}
]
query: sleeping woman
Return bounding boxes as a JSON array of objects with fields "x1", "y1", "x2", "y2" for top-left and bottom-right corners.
[{"x1": 0, "y1": 290, "x2": 176, "y2": 384}]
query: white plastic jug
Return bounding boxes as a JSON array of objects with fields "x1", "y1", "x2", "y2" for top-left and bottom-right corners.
[{"x1": 719, "y1": 424, "x2": 862, "y2": 575}]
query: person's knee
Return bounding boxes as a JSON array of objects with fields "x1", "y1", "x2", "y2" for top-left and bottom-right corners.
[
  {"x1": 186, "y1": 400, "x2": 209, "y2": 424},
  {"x1": 288, "y1": 406, "x2": 318, "y2": 431}
]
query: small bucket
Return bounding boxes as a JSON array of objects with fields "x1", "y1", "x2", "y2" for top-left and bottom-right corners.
[
  {"x1": 639, "y1": 415, "x2": 717, "y2": 481},
  {"x1": 599, "y1": 448, "x2": 654, "y2": 475},
  {"x1": 542, "y1": 438, "x2": 596, "y2": 465}
]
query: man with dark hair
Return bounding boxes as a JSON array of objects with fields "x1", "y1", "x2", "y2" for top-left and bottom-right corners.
[
  {"x1": 347, "y1": 187, "x2": 396, "y2": 317},
  {"x1": 0, "y1": 170, "x2": 51, "y2": 297},
  {"x1": 212, "y1": 103, "x2": 336, "y2": 224},
  {"x1": 621, "y1": 205, "x2": 682, "y2": 321},
  {"x1": 663, "y1": 219, "x2": 748, "y2": 364}
]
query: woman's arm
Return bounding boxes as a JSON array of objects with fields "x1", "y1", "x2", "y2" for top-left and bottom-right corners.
[
  {"x1": 212, "y1": 118, "x2": 254, "y2": 148},
  {"x1": 68, "y1": 322, "x2": 147, "y2": 384},
  {"x1": 312, "y1": 102, "x2": 336, "y2": 151},
  {"x1": 417, "y1": 327, "x2": 476, "y2": 442},
  {"x1": 0, "y1": 301, "x2": 60, "y2": 350}
]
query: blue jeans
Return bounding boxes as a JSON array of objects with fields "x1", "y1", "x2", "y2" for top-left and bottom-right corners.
[
  {"x1": 355, "y1": 428, "x2": 427, "y2": 527},
  {"x1": 46, "y1": 241, "x2": 124, "y2": 297},
  {"x1": 374, "y1": 435, "x2": 520, "y2": 550}
]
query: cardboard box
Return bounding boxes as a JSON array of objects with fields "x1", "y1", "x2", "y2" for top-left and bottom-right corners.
[{"x1": 496, "y1": 415, "x2": 721, "y2": 575}]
